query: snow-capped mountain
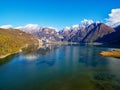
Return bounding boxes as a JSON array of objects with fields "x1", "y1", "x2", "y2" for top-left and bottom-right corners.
[
  {"x1": 59, "y1": 21, "x2": 115, "y2": 42},
  {"x1": 16, "y1": 24, "x2": 62, "y2": 42},
  {"x1": 16, "y1": 24, "x2": 41, "y2": 33},
  {"x1": 80, "y1": 19, "x2": 94, "y2": 27},
  {"x1": 59, "y1": 19, "x2": 95, "y2": 41},
  {"x1": 1, "y1": 19, "x2": 118, "y2": 43},
  {"x1": 0, "y1": 25, "x2": 13, "y2": 29}
]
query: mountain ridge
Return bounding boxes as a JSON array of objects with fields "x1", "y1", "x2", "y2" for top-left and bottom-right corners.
[{"x1": 1, "y1": 21, "x2": 120, "y2": 45}]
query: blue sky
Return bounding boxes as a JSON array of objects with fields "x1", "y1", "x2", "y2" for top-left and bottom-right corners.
[{"x1": 0, "y1": 0, "x2": 120, "y2": 29}]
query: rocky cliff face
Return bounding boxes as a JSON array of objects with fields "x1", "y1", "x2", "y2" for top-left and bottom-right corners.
[
  {"x1": 59, "y1": 20, "x2": 94, "y2": 42},
  {"x1": 59, "y1": 23, "x2": 115, "y2": 43},
  {"x1": 81, "y1": 23, "x2": 115, "y2": 43},
  {"x1": 96, "y1": 25, "x2": 120, "y2": 44},
  {"x1": 33, "y1": 27, "x2": 62, "y2": 42},
  {"x1": 17, "y1": 24, "x2": 63, "y2": 42}
]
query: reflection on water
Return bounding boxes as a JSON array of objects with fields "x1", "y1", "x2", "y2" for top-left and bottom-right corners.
[
  {"x1": 23, "y1": 44, "x2": 60, "y2": 56},
  {"x1": 19, "y1": 44, "x2": 62, "y2": 66},
  {"x1": 0, "y1": 44, "x2": 120, "y2": 90},
  {"x1": 0, "y1": 54, "x2": 16, "y2": 65},
  {"x1": 0, "y1": 44, "x2": 60, "y2": 66}
]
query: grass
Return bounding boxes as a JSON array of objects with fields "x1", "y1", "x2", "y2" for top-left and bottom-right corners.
[
  {"x1": 100, "y1": 50, "x2": 120, "y2": 58},
  {"x1": 0, "y1": 28, "x2": 39, "y2": 57}
]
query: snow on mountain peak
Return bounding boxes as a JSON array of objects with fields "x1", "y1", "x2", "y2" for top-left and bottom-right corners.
[
  {"x1": 23, "y1": 24, "x2": 40, "y2": 31},
  {"x1": 81, "y1": 19, "x2": 94, "y2": 26},
  {"x1": 72, "y1": 24, "x2": 79, "y2": 28},
  {"x1": 15, "y1": 24, "x2": 41, "y2": 33},
  {"x1": 0, "y1": 25, "x2": 13, "y2": 29},
  {"x1": 71, "y1": 24, "x2": 79, "y2": 31},
  {"x1": 44, "y1": 26, "x2": 58, "y2": 31},
  {"x1": 46, "y1": 27, "x2": 55, "y2": 29},
  {"x1": 60, "y1": 19, "x2": 95, "y2": 32},
  {"x1": 64, "y1": 26, "x2": 70, "y2": 31}
]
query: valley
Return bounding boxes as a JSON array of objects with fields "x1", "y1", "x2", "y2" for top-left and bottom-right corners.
[{"x1": 0, "y1": 20, "x2": 120, "y2": 58}]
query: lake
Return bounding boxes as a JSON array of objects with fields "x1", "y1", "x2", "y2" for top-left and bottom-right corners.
[{"x1": 0, "y1": 44, "x2": 120, "y2": 90}]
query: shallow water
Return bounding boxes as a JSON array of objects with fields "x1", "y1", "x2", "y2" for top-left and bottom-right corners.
[{"x1": 0, "y1": 44, "x2": 120, "y2": 90}]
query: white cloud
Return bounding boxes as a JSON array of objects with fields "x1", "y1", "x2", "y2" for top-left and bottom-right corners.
[
  {"x1": 106, "y1": 8, "x2": 120, "y2": 27},
  {"x1": 0, "y1": 25, "x2": 13, "y2": 29}
]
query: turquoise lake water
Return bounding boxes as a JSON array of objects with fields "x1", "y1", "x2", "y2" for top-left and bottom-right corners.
[{"x1": 0, "y1": 44, "x2": 120, "y2": 90}]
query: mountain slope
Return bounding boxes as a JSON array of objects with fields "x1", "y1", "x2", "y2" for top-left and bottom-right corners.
[
  {"x1": 114, "y1": 25, "x2": 120, "y2": 31},
  {"x1": 81, "y1": 23, "x2": 115, "y2": 43},
  {"x1": 17, "y1": 24, "x2": 62, "y2": 42},
  {"x1": 59, "y1": 20, "x2": 94, "y2": 42},
  {"x1": 8, "y1": 21, "x2": 120, "y2": 44},
  {"x1": 59, "y1": 23, "x2": 115, "y2": 43},
  {"x1": 96, "y1": 25, "x2": 120, "y2": 44},
  {"x1": 33, "y1": 27, "x2": 62, "y2": 42},
  {"x1": 0, "y1": 28, "x2": 40, "y2": 58}
]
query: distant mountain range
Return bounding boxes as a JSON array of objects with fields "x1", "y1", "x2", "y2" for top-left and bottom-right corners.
[
  {"x1": 59, "y1": 23, "x2": 115, "y2": 43},
  {"x1": 17, "y1": 24, "x2": 62, "y2": 42},
  {"x1": 15, "y1": 20, "x2": 120, "y2": 45},
  {"x1": 1, "y1": 21, "x2": 120, "y2": 58}
]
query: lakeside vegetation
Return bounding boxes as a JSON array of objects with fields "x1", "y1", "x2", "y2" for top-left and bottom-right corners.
[
  {"x1": 100, "y1": 50, "x2": 120, "y2": 58},
  {"x1": 0, "y1": 28, "x2": 39, "y2": 58}
]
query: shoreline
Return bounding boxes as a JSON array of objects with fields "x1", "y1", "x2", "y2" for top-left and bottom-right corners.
[
  {"x1": 0, "y1": 49, "x2": 22, "y2": 59},
  {"x1": 0, "y1": 39, "x2": 42, "y2": 59},
  {"x1": 0, "y1": 44, "x2": 28, "y2": 59},
  {"x1": 44, "y1": 41, "x2": 79, "y2": 45}
]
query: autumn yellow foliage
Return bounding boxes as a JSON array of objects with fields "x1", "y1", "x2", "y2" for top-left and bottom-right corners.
[{"x1": 0, "y1": 28, "x2": 38, "y2": 57}]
